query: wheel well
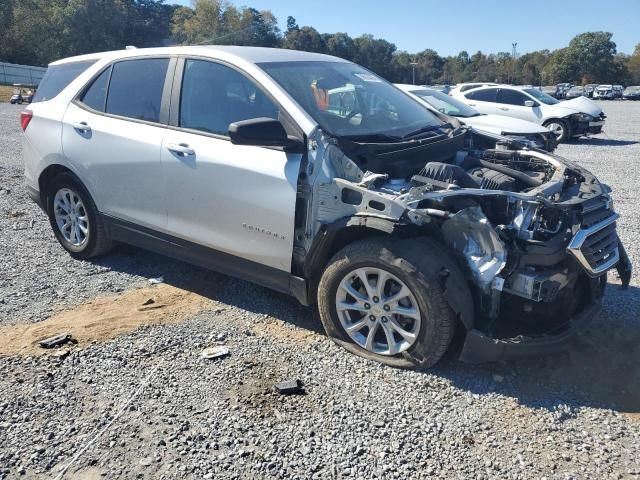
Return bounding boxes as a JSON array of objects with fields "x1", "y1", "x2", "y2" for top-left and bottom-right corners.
[{"x1": 38, "y1": 165, "x2": 74, "y2": 209}]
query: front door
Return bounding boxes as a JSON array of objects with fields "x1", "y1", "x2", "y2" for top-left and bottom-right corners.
[{"x1": 160, "y1": 58, "x2": 302, "y2": 272}]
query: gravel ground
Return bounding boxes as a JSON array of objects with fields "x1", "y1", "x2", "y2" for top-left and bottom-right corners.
[{"x1": 0, "y1": 101, "x2": 639, "y2": 479}]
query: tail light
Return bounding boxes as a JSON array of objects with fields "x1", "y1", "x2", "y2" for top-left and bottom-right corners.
[{"x1": 20, "y1": 111, "x2": 33, "y2": 131}]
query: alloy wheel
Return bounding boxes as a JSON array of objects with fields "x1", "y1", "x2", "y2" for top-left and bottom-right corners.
[
  {"x1": 53, "y1": 188, "x2": 90, "y2": 247},
  {"x1": 335, "y1": 267, "x2": 421, "y2": 355}
]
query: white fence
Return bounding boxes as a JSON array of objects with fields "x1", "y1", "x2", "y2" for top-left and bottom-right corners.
[{"x1": 0, "y1": 61, "x2": 47, "y2": 86}]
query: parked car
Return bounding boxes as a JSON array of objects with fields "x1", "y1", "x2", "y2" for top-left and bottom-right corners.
[
  {"x1": 612, "y1": 85, "x2": 624, "y2": 99},
  {"x1": 541, "y1": 85, "x2": 557, "y2": 98},
  {"x1": 584, "y1": 84, "x2": 599, "y2": 98},
  {"x1": 427, "y1": 84, "x2": 451, "y2": 95},
  {"x1": 565, "y1": 86, "x2": 584, "y2": 99},
  {"x1": 9, "y1": 85, "x2": 35, "y2": 104},
  {"x1": 555, "y1": 83, "x2": 573, "y2": 99},
  {"x1": 623, "y1": 86, "x2": 640, "y2": 100},
  {"x1": 593, "y1": 85, "x2": 615, "y2": 99},
  {"x1": 452, "y1": 84, "x2": 606, "y2": 142},
  {"x1": 21, "y1": 46, "x2": 630, "y2": 368},
  {"x1": 395, "y1": 84, "x2": 557, "y2": 151},
  {"x1": 448, "y1": 82, "x2": 498, "y2": 96}
]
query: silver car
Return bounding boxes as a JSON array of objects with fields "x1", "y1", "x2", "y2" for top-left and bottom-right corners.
[{"x1": 22, "y1": 46, "x2": 631, "y2": 368}]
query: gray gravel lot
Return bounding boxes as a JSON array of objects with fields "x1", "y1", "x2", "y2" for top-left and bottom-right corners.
[{"x1": 0, "y1": 101, "x2": 639, "y2": 479}]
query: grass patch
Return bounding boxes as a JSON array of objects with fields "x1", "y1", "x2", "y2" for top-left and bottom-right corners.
[{"x1": 0, "y1": 85, "x2": 16, "y2": 102}]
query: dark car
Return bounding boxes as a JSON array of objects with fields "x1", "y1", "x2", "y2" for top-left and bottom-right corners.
[
  {"x1": 623, "y1": 86, "x2": 640, "y2": 100},
  {"x1": 565, "y1": 86, "x2": 584, "y2": 99}
]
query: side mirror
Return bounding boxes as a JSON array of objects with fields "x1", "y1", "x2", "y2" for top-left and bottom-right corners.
[
  {"x1": 228, "y1": 117, "x2": 303, "y2": 151},
  {"x1": 524, "y1": 100, "x2": 536, "y2": 107}
]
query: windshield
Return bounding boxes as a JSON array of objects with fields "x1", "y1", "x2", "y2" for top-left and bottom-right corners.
[
  {"x1": 523, "y1": 88, "x2": 559, "y2": 105},
  {"x1": 259, "y1": 61, "x2": 443, "y2": 139},
  {"x1": 410, "y1": 88, "x2": 479, "y2": 118}
]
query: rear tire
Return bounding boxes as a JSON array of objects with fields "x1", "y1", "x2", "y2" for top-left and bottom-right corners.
[
  {"x1": 317, "y1": 237, "x2": 466, "y2": 369},
  {"x1": 46, "y1": 172, "x2": 112, "y2": 259},
  {"x1": 544, "y1": 119, "x2": 570, "y2": 142}
]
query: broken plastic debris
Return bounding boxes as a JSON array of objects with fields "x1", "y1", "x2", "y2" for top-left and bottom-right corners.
[
  {"x1": 39, "y1": 333, "x2": 75, "y2": 349},
  {"x1": 148, "y1": 276, "x2": 164, "y2": 284},
  {"x1": 201, "y1": 346, "x2": 230, "y2": 360},
  {"x1": 274, "y1": 379, "x2": 305, "y2": 395},
  {"x1": 141, "y1": 298, "x2": 155, "y2": 306}
]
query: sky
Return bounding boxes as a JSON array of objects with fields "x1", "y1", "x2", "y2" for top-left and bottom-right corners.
[{"x1": 172, "y1": 0, "x2": 639, "y2": 56}]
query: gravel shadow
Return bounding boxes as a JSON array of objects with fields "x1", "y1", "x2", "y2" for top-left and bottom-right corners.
[
  {"x1": 89, "y1": 245, "x2": 639, "y2": 416},
  {"x1": 89, "y1": 244, "x2": 324, "y2": 335},
  {"x1": 565, "y1": 138, "x2": 638, "y2": 147},
  {"x1": 432, "y1": 283, "x2": 640, "y2": 417}
]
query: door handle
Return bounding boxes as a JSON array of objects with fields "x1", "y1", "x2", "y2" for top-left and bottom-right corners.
[
  {"x1": 468, "y1": 103, "x2": 476, "y2": 106},
  {"x1": 499, "y1": 107, "x2": 509, "y2": 111},
  {"x1": 167, "y1": 143, "x2": 195, "y2": 156},
  {"x1": 72, "y1": 121, "x2": 91, "y2": 133}
]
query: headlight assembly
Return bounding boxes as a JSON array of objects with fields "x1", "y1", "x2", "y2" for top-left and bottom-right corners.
[{"x1": 570, "y1": 113, "x2": 594, "y2": 122}]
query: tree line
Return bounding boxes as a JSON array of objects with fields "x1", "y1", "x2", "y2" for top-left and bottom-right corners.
[{"x1": 1, "y1": 0, "x2": 639, "y2": 86}]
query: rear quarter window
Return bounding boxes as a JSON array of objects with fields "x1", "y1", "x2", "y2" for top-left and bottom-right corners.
[
  {"x1": 105, "y1": 58, "x2": 169, "y2": 123},
  {"x1": 466, "y1": 88, "x2": 498, "y2": 103},
  {"x1": 32, "y1": 60, "x2": 96, "y2": 103}
]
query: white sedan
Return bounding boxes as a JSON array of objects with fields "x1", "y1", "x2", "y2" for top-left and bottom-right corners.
[
  {"x1": 451, "y1": 84, "x2": 605, "y2": 142},
  {"x1": 396, "y1": 84, "x2": 557, "y2": 151}
]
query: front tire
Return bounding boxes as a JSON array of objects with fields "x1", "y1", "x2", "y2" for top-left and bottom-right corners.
[
  {"x1": 46, "y1": 172, "x2": 112, "y2": 259},
  {"x1": 317, "y1": 237, "x2": 465, "y2": 369},
  {"x1": 544, "y1": 119, "x2": 571, "y2": 143}
]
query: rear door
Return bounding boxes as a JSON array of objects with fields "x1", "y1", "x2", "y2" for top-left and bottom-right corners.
[
  {"x1": 160, "y1": 58, "x2": 303, "y2": 273},
  {"x1": 61, "y1": 57, "x2": 173, "y2": 230},
  {"x1": 464, "y1": 88, "x2": 500, "y2": 115},
  {"x1": 495, "y1": 89, "x2": 541, "y2": 123}
]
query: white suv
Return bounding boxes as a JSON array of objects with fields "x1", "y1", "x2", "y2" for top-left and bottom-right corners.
[
  {"x1": 22, "y1": 46, "x2": 630, "y2": 368},
  {"x1": 453, "y1": 85, "x2": 606, "y2": 142}
]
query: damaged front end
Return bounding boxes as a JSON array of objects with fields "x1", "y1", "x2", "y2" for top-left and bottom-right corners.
[{"x1": 298, "y1": 125, "x2": 632, "y2": 363}]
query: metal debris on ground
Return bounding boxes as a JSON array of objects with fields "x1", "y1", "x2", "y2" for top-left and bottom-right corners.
[
  {"x1": 38, "y1": 333, "x2": 75, "y2": 349},
  {"x1": 148, "y1": 276, "x2": 164, "y2": 284},
  {"x1": 274, "y1": 379, "x2": 305, "y2": 395},
  {"x1": 141, "y1": 298, "x2": 155, "y2": 306},
  {"x1": 13, "y1": 219, "x2": 35, "y2": 230},
  {"x1": 201, "y1": 345, "x2": 230, "y2": 360}
]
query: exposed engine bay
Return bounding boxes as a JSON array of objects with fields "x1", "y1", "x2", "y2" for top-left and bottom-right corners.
[{"x1": 297, "y1": 125, "x2": 632, "y2": 352}]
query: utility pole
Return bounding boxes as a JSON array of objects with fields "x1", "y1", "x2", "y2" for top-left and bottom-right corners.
[
  {"x1": 511, "y1": 42, "x2": 518, "y2": 84},
  {"x1": 410, "y1": 62, "x2": 418, "y2": 85}
]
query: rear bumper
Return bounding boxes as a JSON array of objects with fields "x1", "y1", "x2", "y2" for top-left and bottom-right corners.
[{"x1": 458, "y1": 299, "x2": 601, "y2": 363}]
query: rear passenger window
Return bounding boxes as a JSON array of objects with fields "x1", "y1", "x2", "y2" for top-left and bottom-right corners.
[
  {"x1": 179, "y1": 59, "x2": 279, "y2": 136},
  {"x1": 80, "y1": 66, "x2": 111, "y2": 112},
  {"x1": 466, "y1": 88, "x2": 498, "y2": 102},
  {"x1": 497, "y1": 89, "x2": 527, "y2": 106},
  {"x1": 106, "y1": 58, "x2": 169, "y2": 123},
  {"x1": 32, "y1": 60, "x2": 96, "y2": 103}
]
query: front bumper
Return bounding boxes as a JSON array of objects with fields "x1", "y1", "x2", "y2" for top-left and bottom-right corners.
[{"x1": 458, "y1": 299, "x2": 601, "y2": 363}]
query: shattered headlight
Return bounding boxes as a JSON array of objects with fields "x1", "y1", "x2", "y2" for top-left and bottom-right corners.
[{"x1": 570, "y1": 113, "x2": 594, "y2": 122}]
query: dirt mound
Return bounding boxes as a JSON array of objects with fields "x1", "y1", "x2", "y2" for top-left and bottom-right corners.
[{"x1": 0, "y1": 284, "x2": 212, "y2": 356}]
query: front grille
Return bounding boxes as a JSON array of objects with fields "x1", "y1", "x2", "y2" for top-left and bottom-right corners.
[
  {"x1": 580, "y1": 222, "x2": 618, "y2": 270},
  {"x1": 568, "y1": 210, "x2": 619, "y2": 276}
]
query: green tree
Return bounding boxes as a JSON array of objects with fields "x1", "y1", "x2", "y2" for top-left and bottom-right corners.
[
  {"x1": 628, "y1": 44, "x2": 640, "y2": 84},
  {"x1": 353, "y1": 34, "x2": 396, "y2": 79},
  {"x1": 323, "y1": 33, "x2": 356, "y2": 61},
  {"x1": 282, "y1": 26, "x2": 325, "y2": 53}
]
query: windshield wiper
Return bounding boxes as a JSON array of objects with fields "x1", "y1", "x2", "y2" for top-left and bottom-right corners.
[
  {"x1": 401, "y1": 123, "x2": 451, "y2": 140},
  {"x1": 341, "y1": 133, "x2": 403, "y2": 143}
]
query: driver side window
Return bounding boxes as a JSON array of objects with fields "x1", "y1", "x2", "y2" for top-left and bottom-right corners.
[{"x1": 179, "y1": 59, "x2": 279, "y2": 136}]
